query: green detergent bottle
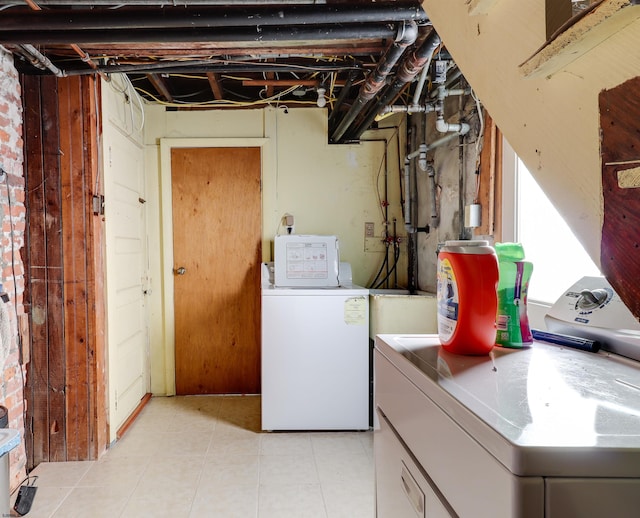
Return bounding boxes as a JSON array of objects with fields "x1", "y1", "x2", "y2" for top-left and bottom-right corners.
[{"x1": 495, "y1": 242, "x2": 533, "y2": 348}]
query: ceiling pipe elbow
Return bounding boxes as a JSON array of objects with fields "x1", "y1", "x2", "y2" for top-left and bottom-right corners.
[
  {"x1": 344, "y1": 29, "x2": 441, "y2": 141},
  {"x1": 395, "y1": 19, "x2": 420, "y2": 45},
  {"x1": 435, "y1": 116, "x2": 470, "y2": 135},
  {"x1": 331, "y1": 20, "x2": 419, "y2": 143},
  {"x1": 360, "y1": 20, "x2": 417, "y2": 102},
  {"x1": 16, "y1": 44, "x2": 64, "y2": 77}
]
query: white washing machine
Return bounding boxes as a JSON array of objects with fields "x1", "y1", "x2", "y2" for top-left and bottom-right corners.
[{"x1": 261, "y1": 262, "x2": 369, "y2": 431}]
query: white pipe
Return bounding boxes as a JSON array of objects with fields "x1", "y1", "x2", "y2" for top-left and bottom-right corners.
[
  {"x1": 428, "y1": 163, "x2": 439, "y2": 228},
  {"x1": 401, "y1": 75, "x2": 472, "y2": 233},
  {"x1": 434, "y1": 84, "x2": 471, "y2": 135},
  {"x1": 19, "y1": 44, "x2": 64, "y2": 77},
  {"x1": 403, "y1": 144, "x2": 428, "y2": 233},
  {"x1": 411, "y1": 54, "x2": 432, "y2": 107},
  {"x1": 438, "y1": 87, "x2": 468, "y2": 99},
  {"x1": 435, "y1": 115, "x2": 470, "y2": 135},
  {"x1": 425, "y1": 131, "x2": 461, "y2": 151},
  {"x1": 418, "y1": 143, "x2": 427, "y2": 172},
  {"x1": 377, "y1": 104, "x2": 435, "y2": 117},
  {"x1": 434, "y1": 84, "x2": 469, "y2": 101},
  {"x1": 404, "y1": 158, "x2": 412, "y2": 230}
]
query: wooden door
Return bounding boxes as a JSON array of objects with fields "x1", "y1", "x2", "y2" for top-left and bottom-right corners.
[
  {"x1": 105, "y1": 129, "x2": 149, "y2": 433},
  {"x1": 171, "y1": 147, "x2": 262, "y2": 394}
]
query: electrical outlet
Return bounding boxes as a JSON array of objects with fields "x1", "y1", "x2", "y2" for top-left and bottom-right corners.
[{"x1": 364, "y1": 222, "x2": 375, "y2": 238}]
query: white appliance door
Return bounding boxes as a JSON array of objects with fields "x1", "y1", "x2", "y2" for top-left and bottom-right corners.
[{"x1": 262, "y1": 290, "x2": 369, "y2": 430}]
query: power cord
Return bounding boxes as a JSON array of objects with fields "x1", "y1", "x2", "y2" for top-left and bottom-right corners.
[
  {"x1": 2, "y1": 166, "x2": 30, "y2": 494},
  {"x1": 10, "y1": 475, "x2": 38, "y2": 497}
]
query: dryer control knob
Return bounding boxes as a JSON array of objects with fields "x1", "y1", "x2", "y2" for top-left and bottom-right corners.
[{"x1": 578, "y1": 288, "x2": 609, "y2": 310}]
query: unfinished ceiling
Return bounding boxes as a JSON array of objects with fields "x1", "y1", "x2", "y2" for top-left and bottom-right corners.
[{"x1": 0, "y1": 0, "x2": 444, "y2": 143}]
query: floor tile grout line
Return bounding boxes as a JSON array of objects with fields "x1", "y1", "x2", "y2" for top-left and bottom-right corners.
[
  {"x1": 181, "y1": 442, "x2": 209, "y2": 518},
  {"x1": 115, "y1": 448, "x2": 159, "y2": 517},
  {"x1": 25, "y1": 396, "x2": 373, "y2": 518},
  {"x1": 311, "y1": 436, "x2": 331, "y2": 518},
  {"x1": 45, "y1": 486, "x2": 74, "y2": 518}
]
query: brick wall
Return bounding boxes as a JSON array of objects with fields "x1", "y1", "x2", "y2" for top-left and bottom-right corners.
[{"x1": 0, "y1": 46, "x2": 28, "y2": 490}]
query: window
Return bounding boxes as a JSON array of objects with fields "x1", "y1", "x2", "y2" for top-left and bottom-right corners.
[{"x1": 502, "y1": 141, "x2": 601, "y2": 304}]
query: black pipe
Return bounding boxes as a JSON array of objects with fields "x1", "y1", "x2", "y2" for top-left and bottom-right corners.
[
  {"x1": 406, "y1": 121, "x2": 418, "y2": 293},
  {"x1": 0, "y1": 23, "x2": 400, "y2": 45},
  {"x1": 1, "y1": 5, "x2": 427, "y2": 31},
  {"x1": 458, "y1": 132, "x2": 466, "y2": 240},
  {"x1": 327, "y1": 70, "x2": 356, "y2": 128},
  {"x1": 345, "y1": 30, "x2": 441, "y2": 141},
  {"x1": 0, "y1": 0, "x2": 322, "y2": 2},
  {"x1": 330, "y1": 21, "x2": 418, "y2": 143}
]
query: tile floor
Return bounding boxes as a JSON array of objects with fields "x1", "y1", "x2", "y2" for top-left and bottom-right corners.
[{"x1": 14, "y1": 395, "x2": 374, "y2": 518}]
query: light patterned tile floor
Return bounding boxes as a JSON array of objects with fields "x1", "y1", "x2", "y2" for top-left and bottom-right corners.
[{"x1": 14, "y1": 396, "x2": 374, "y2": 518}]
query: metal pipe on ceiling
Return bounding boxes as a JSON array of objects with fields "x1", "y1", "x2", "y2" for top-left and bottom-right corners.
[
  {"x1": 14, "y1": 44, "x2": 63, "y2": 77},
  {"x1": 22, "y1": 0, "x2": 110, "y2": 81},
  {"x1": 1, "y1": 5, "x2": 427, "y2": 31},
  {"x1": 327, "y1": 70, "x2": 356, "y2": 127},
  {"x1": 0, "y1": 23, "x2": 400, "y2": 45},
  {"x1": 344, "y1": 30, "x2": 441, "y2": 141},
  {"x1": 330, "y1": 20, "x2": 419, "y2": 143},
  {"x1": 0, "y1": 0, "x2": 327, "y2": 3}
]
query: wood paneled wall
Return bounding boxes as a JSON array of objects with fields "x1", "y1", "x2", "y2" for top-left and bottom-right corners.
[
  {"x1": 22, "y1": 74, "x2": 107, "y2": 469},
  {"x1": 599, "y1": 77, "x2": 640, "y2": 319},
  {"x1": 474, "y1": 112, "x2": 503, "y2": 240}
]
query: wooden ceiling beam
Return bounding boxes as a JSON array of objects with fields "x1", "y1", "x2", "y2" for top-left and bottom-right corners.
[
  {"x1": 41, "y1": 43, "x2": 385, "y2": 58},
  {"x1": 264, "y1": 71, "x2": 275, "y2": 97},
  {"x1": 146, "y1": 73, "x2": 173, "y2": 102},
  {"x1": 241, "y1": 79, "x2": 347, "y2": 87},
  {"x1": 206, "y1": 72, "x2": 224, "y2": 100}
]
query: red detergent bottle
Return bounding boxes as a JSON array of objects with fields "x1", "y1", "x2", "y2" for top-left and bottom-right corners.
[{"x1": 436, "y1": 240, "x2": 499, "y2": 355}]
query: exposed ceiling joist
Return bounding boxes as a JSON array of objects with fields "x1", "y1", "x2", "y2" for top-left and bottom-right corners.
[
  {"x1": 4, "y1": 1, "x2": 438, "y2": 143},
  {"x1": 146, "y1": 73, "x2": 173, "y2": 102},
  {"x1": 206, "y1": 72, "x2": 224, "y2": 100}
]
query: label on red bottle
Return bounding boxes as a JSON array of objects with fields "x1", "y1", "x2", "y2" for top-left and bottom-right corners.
[{"x1": 437, "y1": 257, "x2": 459, "y2": 342}]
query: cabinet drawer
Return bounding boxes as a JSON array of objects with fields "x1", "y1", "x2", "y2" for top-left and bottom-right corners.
[
  {"x1": 374, "y1": 349, "x2": 543, "y2": 518},
  {"x1": 376, "y1": 411, "x2": 455, "y2": 517}
]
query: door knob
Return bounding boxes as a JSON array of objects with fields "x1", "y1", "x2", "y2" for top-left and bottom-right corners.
[{"x1": 174, "y1": 267, "x2": 186, "y2": 275}]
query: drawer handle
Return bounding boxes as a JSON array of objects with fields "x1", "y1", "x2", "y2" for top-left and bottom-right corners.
[{"x1": 401, "y1": 462, "x2": 425, "y2": 516}]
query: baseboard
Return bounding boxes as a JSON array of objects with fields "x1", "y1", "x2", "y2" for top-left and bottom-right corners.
[{"x1": 116, "y1": 393, "x2": 152, "y2": 440}]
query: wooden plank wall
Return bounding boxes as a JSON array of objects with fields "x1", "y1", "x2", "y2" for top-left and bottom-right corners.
[
  {"x1": 599, "y1": 76, "x2": 640, "y2": 319},
  {"x1": 474, "y1": 112, "x2": 503, "y2": 240},
  {"x1": 22, "y1": 74, "x2": 107, "y2": 469}
]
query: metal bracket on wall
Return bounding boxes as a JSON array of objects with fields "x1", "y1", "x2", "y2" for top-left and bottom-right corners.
[{"x1": 92, "y1": 194, "x2": 105, "y2": 216}]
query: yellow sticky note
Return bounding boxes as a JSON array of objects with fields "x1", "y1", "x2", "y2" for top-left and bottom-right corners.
[{"x1": 344, "y1": 296, "x2": 366, "y2": 325}]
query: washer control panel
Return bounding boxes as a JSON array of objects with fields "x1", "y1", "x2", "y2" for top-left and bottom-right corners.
[
  {"x1": 575, "y1": 287, "x2": 613, "y2": 313},
  {"x1": 545, "y1": 276, "x2": 640, "y2": 360}
]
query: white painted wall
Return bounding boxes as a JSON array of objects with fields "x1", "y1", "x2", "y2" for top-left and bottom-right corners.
[
  {"x1": 422, "y1": 0, "x2": 640, "y2": 267},
  {"x1": 143, "y1": 106, "x2": 405, "y2": 394}
]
